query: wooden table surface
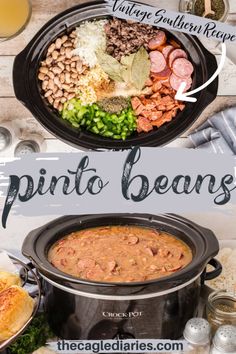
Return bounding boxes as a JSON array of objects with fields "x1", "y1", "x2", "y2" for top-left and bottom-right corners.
[{"x1": 0, "y1": 0, "x2": 236, "y2": 155}]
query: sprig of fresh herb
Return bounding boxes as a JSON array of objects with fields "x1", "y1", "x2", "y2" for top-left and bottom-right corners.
[{"x1": 9, "y1": 314, "x2": 54, "y2": 354}]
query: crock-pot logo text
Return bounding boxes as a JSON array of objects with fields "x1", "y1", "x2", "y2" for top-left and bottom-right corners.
[
  {"x1": 103, "y1": 311, "x2": 143, "y2": 319},
  {"x1": 1, "y1": 147, "x2": 236, "y2": 228}
]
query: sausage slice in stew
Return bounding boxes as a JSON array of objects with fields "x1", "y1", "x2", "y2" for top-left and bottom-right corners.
[{"x1": 48, "y1": 226, "x2": 193, "y2": 283}]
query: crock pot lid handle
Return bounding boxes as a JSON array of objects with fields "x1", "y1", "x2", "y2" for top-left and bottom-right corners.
[
  {"x1": 22, "y1": 216, "x2": 71, "y2": 260},
  {"x1": 204, "y1": 258, "x2": 222, "y2": 281},
  {"x1": 13, "y1": 50, "x2": 29, "y2": 104},
  {"x1": 19, "y1": 261, "x2": 41, "y2": 285}
]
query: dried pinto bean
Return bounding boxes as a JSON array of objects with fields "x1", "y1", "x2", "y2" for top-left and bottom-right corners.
[
  {"x1": 55, "y1": 38, "x2": 62, "y2": 49},
  {"x1": 38, "y1": 30, "x2": 87, "y2": 111}
]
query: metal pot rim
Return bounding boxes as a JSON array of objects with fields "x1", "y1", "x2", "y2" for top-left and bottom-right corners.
[{"x1": 40, "y1": 271, "x2": 202, "y2": 300}]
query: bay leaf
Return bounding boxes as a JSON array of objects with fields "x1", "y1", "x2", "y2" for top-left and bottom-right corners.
[
  {"x1": 120, "y1": 53, "x2": 135, "y2": 67},
  {"x1": 96, "y1": 50, "x2": 124, "y2": 82},
  {"x1": 120, "y1": 66, "x2": 130, "y2": 83},
  {"x1": 131, "y1": 47, "x2": 151, "y2": 90},
  {"x1": 120, "y1": 53, "x2": 135, "y2": 83}
]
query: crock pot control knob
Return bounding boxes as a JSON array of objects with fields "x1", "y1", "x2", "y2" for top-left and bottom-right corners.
[
  {"x1": 211, "y1": 325, "x2": 236, "y2": 353},
  {"x1": 183, "y1": 318, "x2": 211, "y2": 349}
]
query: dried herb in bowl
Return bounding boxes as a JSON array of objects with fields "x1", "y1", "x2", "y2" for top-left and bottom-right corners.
[{"x1": 194, "y1": 0, "x2": 226, "y2": 21}]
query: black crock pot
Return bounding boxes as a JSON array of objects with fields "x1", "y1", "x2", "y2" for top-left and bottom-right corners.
[
  {"x1": 13, "y1": 1, "x2": 218, "y2": 150},
  {"x1": 22, "y1": 214, "x2": 221, "y2": 340}
]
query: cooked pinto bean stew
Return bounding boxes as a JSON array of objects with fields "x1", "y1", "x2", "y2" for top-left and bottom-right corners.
[{"x1": 48, "y1": 226, "x2": 192, "y2": 282}]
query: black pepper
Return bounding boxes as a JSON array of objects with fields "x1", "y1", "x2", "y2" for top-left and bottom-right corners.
[
  {"x1": 194, "y1": 0, "x2": 226, "y2": 21},
  {"x1": 215, "y1": 303, "x2": 236, "y2": 313},
  {"x1": 97, "y1": 96, "x2": 129, "y2": 114}
]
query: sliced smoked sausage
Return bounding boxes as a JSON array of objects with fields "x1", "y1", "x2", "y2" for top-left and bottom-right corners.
[
  {"x1": 172, "y1": 58, "x2": 194, "y2": 78},
  {"x1": 150, "y1": 51, "x2": 166, "y2": 73},
  {"x1": 148, "y1": 31, "x2": 167, "y2": 50},
  {"x1": 169, "y1": 49, "x2": 188, "y2": 67},
  {"x1": 170, "y1": 73, "x2": 192, "y2": 92},
  {"x1": 151, "y1": 66, "x2": 172, "y2": 80},
  {"x1": 162, "y1": 45, "x2": 174, "y2": 59}
]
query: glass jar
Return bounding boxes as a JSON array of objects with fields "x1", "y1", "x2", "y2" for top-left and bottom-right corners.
[
  {"x1": 179, "y1": 0, "x2": 230, "y2": 22},
  {"x1": 206, "y1": 290, "x2": 236, "y2": 334},
  {"x1": 0, "y1": 0, "x2": 32, "y2": 42}
]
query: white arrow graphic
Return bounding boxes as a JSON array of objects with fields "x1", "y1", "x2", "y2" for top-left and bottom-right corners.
[{"x1": 175, "y1": 43, "x2": 227, "y2": 103}]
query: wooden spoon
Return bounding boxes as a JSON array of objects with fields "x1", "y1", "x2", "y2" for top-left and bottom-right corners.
[{"x1": 203, "y1": 0, "x2": 215, "y2": 17}]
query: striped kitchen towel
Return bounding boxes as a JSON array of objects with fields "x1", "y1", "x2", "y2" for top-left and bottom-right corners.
[{"x1": 188, "y1": 107, "x2": 236, "y2": 155}]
